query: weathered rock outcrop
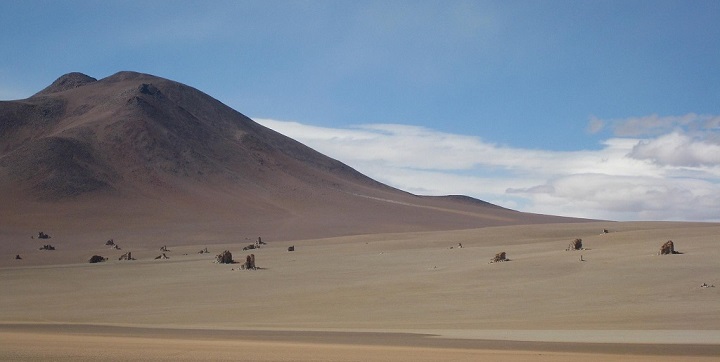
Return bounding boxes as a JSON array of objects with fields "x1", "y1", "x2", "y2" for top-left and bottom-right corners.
[
  {"x1": 89, "y1": 255, "x2": 106, "y2": 263},
  {"x1": 566, "y1": 238, "x2": 583, "y2": 251},
  {"x1": 215, "y1": 250, "x2": 233, "y2": 264},
  {"x1": 490, "y1": 252, "x2": 508, "y2": 263},
  {"x1": 659, "y1": 240, "x2": 678, "y2": 255}
]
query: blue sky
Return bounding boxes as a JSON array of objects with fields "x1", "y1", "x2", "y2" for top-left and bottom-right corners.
[{"x1": 1, "y1": 1, "x2": 719, "y2": 221}]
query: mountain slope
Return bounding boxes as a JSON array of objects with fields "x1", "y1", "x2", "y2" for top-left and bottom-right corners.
[{"x1": 0, "y1": 71, "x2": 589, "y2": 245}]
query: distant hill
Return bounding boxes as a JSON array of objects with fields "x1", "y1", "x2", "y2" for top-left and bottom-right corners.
[{"x1": 0, "y1": 71, "x2": 589, "y2": 244}]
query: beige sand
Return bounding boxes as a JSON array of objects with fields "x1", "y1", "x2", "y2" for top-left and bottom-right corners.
[{"x1": 2, "y1": 221, "x2": 719, "y2": 360}]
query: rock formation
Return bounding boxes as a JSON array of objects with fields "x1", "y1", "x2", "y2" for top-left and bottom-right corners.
[
  {"x1": 215, "y1": 250, "x2": 233, "y2": 264},
  {"x1": 38, "y1": 232, "x2": 50, "y2": 239},
  {"x1": 88, "y1": 255, "x2": 106, "y2": 263},
  {"x1": 243, "y1": 254, "x2": 256, "y2": 269},
  {"x1": 287, "y1": 245, "x2": 295, "y2": 252},
  {"x1": 105, "y1": 239, "x2": 115, "y2": 246},
  {"x1": 154, "y1": 253, "x2": 169, "y2": 260},
  {"x1": 659, "y1": 240, "x2": 678, "y2": 255},
  {"x1": 566, "y1": 238, "x2": 583, "y2": 251},
  {"x1": 118, "y1": 252, "x2": 133, "y2": 260},
  {"x1": 15, "y1": 254, "x2": 22, "y2": 260},
  {"x1": 39, "y1": 244, "x2": 55, "y2": 250},
  {"x1": 490, "y1": 252, "x2": 508, "y2": 263}
]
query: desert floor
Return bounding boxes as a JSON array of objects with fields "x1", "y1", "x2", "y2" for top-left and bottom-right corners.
[{"x1": 2, "y1": 221, "x2": 719, "y2": 360}]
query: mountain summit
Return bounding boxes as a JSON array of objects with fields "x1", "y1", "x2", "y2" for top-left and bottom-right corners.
[{"x1": 0, "y1": 71, "x2": 584, "y2": 243}]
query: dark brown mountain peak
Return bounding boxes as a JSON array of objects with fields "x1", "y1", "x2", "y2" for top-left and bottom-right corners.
[
  {"x1": 104, "y1": 71, "x2": 158, "y2": 83},
  {"x1": 33, "y1": 72, "x2": 97, "y2": 97}
]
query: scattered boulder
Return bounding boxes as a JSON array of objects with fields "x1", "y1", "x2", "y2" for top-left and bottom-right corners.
[
  {"x1": 243, "y1": 244, "x2": 256, "y2": 251},
  {"x1": 659, "y1": 240, "x2": 679, "y2": 255},
  {"x1": 15, "y1": 254, "x2": 22, "y2": 260},
  {"x1": 566, "y1": 238, "x2": 583, "y2": 251},
  {"x1": 39, "y1": 244, "x2": 55, "y2": 250},
  {"x1": 198, "y1": 247, "x2": 209, "y2": 254},
  {"x1": 105, "y1": 239, "x2": 115, "y2": 246},
  {"x1": 490, "y1": 252, "x2": 508, "y2": 263},
  {"x1": 602, "y1": 229, "x2": 609, "y2": 234},
  {"x1": 257, "y1": 237, "x2": 266, "y2": 245},
  {"x1": 215, "y1": 250, "x2": 233, "y2": 264},
  {"x1": 287, "y1": 245, "x2": 295, "y2": 252},
  {"x1": 154, "y1": 253, "x2": 169, "y2": 260},
  {"x1": 38, "y1": 232, "x2": 50, "y2": 239},
  {"x1": 88, "y1": 255, "x2": 106, "y2": 263},
  {"x1": 118, "y1": 252, "x2": 134, "y2": 261},
  {"x1": 160, "y1": 245, "x2": 169, "y2": 252},
  {"x1": 243, "y1": 254, "x2": 256, "y2": 270}
]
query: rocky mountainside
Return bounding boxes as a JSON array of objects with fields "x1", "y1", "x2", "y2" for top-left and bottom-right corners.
[{"x1": 0, "y1": 71, "x2": 587, "y2": 243}]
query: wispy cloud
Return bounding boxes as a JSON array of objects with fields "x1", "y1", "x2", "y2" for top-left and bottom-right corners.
[
  {"x1": 602, "y1": 113, "x2": 720, "y2": 137},
  {"x1": 256, "y1": 117, "x2": 720, "y2": 222}
]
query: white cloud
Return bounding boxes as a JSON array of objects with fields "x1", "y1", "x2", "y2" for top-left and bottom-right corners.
[
  {"x1": 629, "y1": 132, "x2": 720, "y2": 167},
  {"x1": 255, "y1": 117, "x2": 720, "y2": 222}
]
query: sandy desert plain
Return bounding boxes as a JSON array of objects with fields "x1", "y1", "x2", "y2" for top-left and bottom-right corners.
[{"x1": 1, "y1": 220, "x2": 719, "y2": 361}]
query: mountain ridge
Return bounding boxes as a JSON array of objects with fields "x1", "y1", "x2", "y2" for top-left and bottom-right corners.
[{"x1": 0, "y1": 71, "x2": 592, "y2": 244}]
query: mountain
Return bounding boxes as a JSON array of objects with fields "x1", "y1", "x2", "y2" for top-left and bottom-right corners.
[{"x1": 0, "y1": 71, "x2": 588, "y2": 246}]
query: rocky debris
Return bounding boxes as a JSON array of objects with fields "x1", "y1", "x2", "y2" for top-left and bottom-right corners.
[
  {"x1": 457, "y1": 243, "x2": 463, "y2": 248},
  {"x1": 566, "y1": 238, "x2": 583, "y2": 251},
  {"x1": 39, "y1": 244, "x2": 55, "y2": 250},
  {"x1": 659, "y1": 240, "x2": 679, "y2": 255},
  {"x1": 198, "y1": 247, "x2": 209, "y2": 254},
  {"x1": 215, "y1": 250, "x2": 233, "y2": 264},
  {"x1": 38, "y1": 232, "x2": 51, "y2": 239},
  {"x1": 154, "y1": 253, "x2": 169, "y2": 260},
  {"x1": 111, "y1": 244, "x2": 121, "y2": 250},
  {"x1": 700, "y1": 283, "x2": 715, "y2": 288},
  {"x1": 160, "y1": 245, "x2": 169, "y2": 252},
  {"x1": 88, "y1": 255, "x2": 106, "y2": 263},
  {"x1": 287, "y1": 245, "x2": 295, "y2": 252},
  {"x1": 602, "y1": 229, "x2": 609, "y2": 234},
  {"x1": 118, "y1": 252, "x2": 134, "y2": 261},
  {"x1": 15, "y1": 254, "x2": 22, "y2": 260},
  {"x1": 243, "y1": 244, "x2": 256, "y2": 251},
  {"x1": 490, "y1": 252, "x2": 508, "y2": 263},
  {"x1": 105, "y1": 239, "x2": 115, "y2": 246}
]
